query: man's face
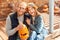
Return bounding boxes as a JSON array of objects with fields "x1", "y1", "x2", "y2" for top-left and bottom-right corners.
[{"x1": 16, "y1": 3, "x2": 27, "y2": 16}]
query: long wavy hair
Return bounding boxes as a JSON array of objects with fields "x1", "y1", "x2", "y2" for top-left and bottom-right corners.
[
  {"x1": 23, "y1": 12, "x2": 33, "y2": 28},
  {"x1": 27, "y1": 3, "x2": 41, "y2": 16}
]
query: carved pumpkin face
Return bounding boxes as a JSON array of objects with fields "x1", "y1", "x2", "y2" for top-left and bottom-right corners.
[{"x1": 18, "y1": 24, "x2": 29, "y2": 40}]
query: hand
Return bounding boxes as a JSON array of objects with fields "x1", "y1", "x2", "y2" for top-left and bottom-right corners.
[
  {"x1": 26, "y1": 18, "x2": 31, "y2": 25},
  {"x1": 21, "y1": 38, "x2": 26, "y2": 40},
  {"x1": 15, "y1": 23, "x2": 23, "y2": 31}
]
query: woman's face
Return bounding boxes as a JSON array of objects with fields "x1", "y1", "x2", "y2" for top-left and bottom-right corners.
[{"x1": 28, "y1": 6, "x2": 36, "y2": 17}]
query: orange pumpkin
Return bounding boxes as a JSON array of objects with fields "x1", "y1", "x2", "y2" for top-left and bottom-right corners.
[
  {"x1": 18, "y1": 24, "x2": 29, "y2": 40},
  {"x1": 43, "y1": 5, "x2": 48, "y2": 9},
  {"x1": 43, "y1": 8, "x2": 48, "y2": 12},
  {"x1": 54, "y1": 6, "x2": 60, "y2": 13},
  {"x1": 54, "y1": 6, "x2": 59, "y2": 11}
]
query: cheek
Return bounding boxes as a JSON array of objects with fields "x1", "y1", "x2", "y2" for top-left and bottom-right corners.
[
  {"x1": 21, "y1": 9, "x2": 26, "y2": 12},
  {"x1": 19, "y1": 10, "x2": 25, "y2": 13},
  {"x1": 33, "y1": 9, "x2": 36, "y2": 12},
  {"x1": 29, "y1": 10, "x2": 35, "y2": 14},
  {"x1": 29, "y1": 11, "x2": 32, "y2": 15}
]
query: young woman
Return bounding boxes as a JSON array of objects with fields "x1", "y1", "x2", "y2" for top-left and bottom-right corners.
[{"x1": 25, "y1": 3, "x2": 48, "y2": 40}]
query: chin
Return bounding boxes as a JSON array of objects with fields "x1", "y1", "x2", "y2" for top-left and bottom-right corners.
[
  {"x1": 31, "y1": 14, "x2": 34, "y2": 16},
  {"x1": 19, "y1": 12, "x2": 23, "y2": 15},
  {"x1": 19, "y1": 14, "x2": 23, "y2": 16}
]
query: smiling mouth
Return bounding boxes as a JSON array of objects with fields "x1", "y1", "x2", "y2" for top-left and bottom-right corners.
[{"x1": 32, "y1": 13, "x2": 34, "y2": 15}]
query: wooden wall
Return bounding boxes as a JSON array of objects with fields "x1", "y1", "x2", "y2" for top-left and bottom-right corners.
[{"x1": 0, "y1": 0, "x2": 48, "y2": 20}]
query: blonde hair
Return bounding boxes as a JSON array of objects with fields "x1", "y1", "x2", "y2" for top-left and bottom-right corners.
[
  {"x1": 28, "y1": 3, "x2": 38, "y2": 10},
  {"x1": 28, "y1": 3, "x2": 41, "y2": 16}
]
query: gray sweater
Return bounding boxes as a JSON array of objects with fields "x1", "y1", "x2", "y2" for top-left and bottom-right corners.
[{"x1": 6, "y1": 13, "x2": 24, "y2": 36}]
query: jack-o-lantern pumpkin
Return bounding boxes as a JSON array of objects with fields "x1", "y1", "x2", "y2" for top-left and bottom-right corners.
[{"x1": 18, "y1": 24, "x2": 29, "y2": 40}]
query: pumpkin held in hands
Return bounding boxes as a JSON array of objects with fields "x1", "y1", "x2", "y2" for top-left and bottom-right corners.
[{"x1": 18, "y1": 24, "x2": 29, "y2": 40}]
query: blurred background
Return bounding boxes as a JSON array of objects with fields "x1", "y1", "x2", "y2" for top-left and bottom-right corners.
[{"x1": 0, "y1": 0, "x2": 60, "y2": 40}]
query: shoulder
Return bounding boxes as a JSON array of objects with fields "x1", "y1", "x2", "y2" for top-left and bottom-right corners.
[
  {"x1": 36, "y1": 15, "x2": 43, "y2": 20},
  {"x1": 24, "y1": 12, "x2": 32, "y2": 18},
  {"x1": 6, "y1": 12, "x2": 14, "y2": 19},
  {"x1": 9, "y1": 12, "x2": 17, "y2": 18},
  {"x1": 6, "y1": 12, "x2": 16, "y2": 20},
  {"x1": 9, "y1": 12, "x2": 15, "y2": 16}
]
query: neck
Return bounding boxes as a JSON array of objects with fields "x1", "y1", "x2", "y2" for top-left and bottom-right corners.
[
  {"x1": 18, "y1": 14, "x2": 23, "y2": 17},
  {"x1": 32, "y1": 15, "x2": 36, "y2": 17},
  {"x1": 17, "y1": 13, "x2": 23, "y2": 17}
]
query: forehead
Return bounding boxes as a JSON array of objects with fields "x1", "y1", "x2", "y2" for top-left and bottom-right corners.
[
  {"x1": 19, "y1": 4, "x2": 26, "y2": 8},
  {"x1": 18, "y1": 3, "x2": 27, "y2": 8},
  {"x1": 28, "y1": 6, "x2": 34, "y2": 10}
]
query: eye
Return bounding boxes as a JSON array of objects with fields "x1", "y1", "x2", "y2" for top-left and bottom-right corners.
[
  {"x1": 19, "y1": 7, "x2": 25, "y2": 10},
  {"x1": 21, "y1": 33, "x2": 27, "y2": 36}
]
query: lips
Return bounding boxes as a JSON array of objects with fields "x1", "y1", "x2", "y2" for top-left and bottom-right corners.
[{"x1": 31, "y1": 13, "x2": 34, "y2": 15}]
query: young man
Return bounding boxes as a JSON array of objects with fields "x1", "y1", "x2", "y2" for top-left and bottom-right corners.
[{"x1": 6, "y1": 2, "x2": 27, "y2": 40}]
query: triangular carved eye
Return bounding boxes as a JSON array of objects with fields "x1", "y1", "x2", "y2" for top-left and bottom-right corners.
[{"x1": 21, "y1": 33, "x2": 27, "y2": 36}]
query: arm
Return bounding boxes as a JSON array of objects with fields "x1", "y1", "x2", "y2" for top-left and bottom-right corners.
[
  {"x1": 29, "y1": 24, "x2": 37, "y2": 32},
  {"x1": 35, "y1": 16, "x2": 44, "y2": 33},
  {"x1": 6, "y1": 16, "x2": 17, "y2": 36},
  {"x1": 25, "y1": 16, "x2": 37, "y2": 32}
]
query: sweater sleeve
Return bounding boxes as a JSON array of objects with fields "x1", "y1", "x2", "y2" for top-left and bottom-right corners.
[{"x1": 6, "y1": 16, "x2": 17, "y2": 36}]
